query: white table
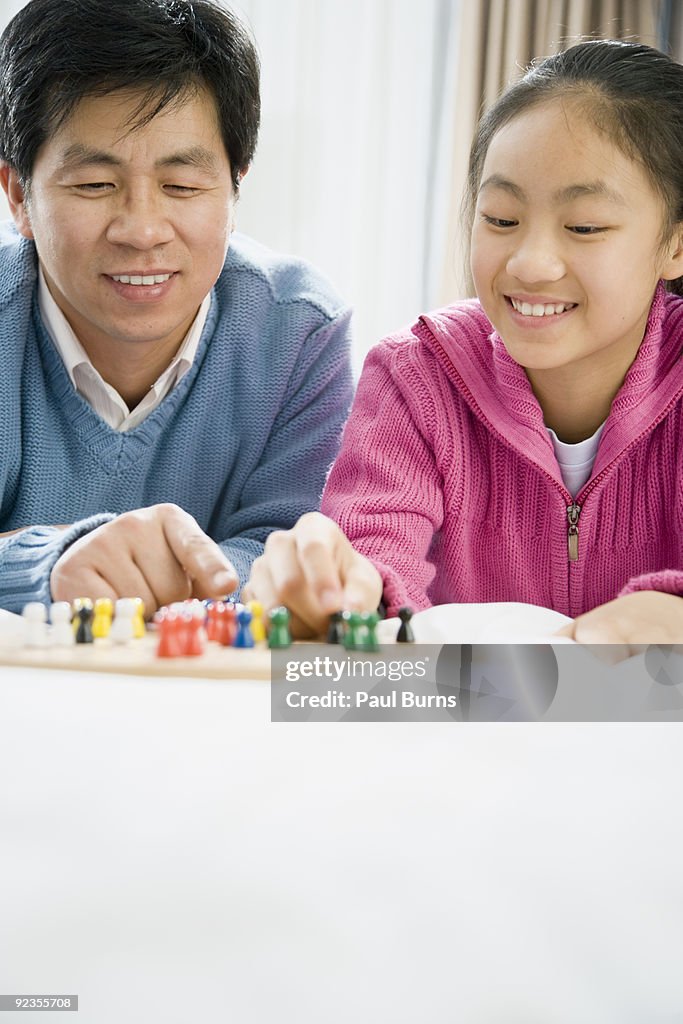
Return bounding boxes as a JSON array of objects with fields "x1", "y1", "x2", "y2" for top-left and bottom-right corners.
[{"x1": 1, "y1": 664, "x2": 682, "y2": 1023}]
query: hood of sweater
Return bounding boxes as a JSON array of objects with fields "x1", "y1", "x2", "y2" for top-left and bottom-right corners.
[{"x1": 417, "y1": 282, "x2": 683, "y2": 495}]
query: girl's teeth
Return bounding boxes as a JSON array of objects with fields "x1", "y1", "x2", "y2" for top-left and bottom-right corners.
[
  {"x1": 112, "y1": 273, "x2": 172, "y2": 285},
  {"x1": 511, "y1": 299, "x2": 574, "y2": 316}
]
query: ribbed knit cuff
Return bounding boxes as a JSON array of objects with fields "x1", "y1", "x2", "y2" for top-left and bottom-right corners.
[
  {"x1": 372, "y1": 561, "x2": 422, "y2": 619},
  {"x1": 0, "y1": 513, "x2": 116, "y2": 613},
  {"x1": 618, "y1": 569, "x2": 683, "y2": 601}
]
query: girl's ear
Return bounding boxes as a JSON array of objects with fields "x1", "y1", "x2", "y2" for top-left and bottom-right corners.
[
  {"x1": 0, "y1": 163, "x2": 34, "y2": 239},
  {"x1": 661, "y1": 223, "x2": 683, "y2": 282}
]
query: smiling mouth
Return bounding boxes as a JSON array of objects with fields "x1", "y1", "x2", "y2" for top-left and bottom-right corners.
[
  {"x1": 110, "y1": 273, "x2": 174, "y2": 286},
  {"x1": 507, "y1": 297, "x2": 577, "y2": 317}
]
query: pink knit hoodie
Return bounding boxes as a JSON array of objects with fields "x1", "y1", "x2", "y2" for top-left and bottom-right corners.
[{"x1": 321, "y1": 285, "x2": 683, "y2": 617}]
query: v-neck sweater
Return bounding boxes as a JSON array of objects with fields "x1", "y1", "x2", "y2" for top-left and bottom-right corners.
[{"x1": 0, "y1": 226, "x2": 353, "y2": 612}]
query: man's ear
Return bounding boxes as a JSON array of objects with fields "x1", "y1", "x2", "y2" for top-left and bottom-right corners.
[
  {"x1": 234, "y1": 164, "x2": 250, "y2": 194},
  {"x1": 0, "y1": 163, "x2": 34, "y2": 239},
  {"x1": 661, "y1": 223, "x2": 683, "y2": 282}
]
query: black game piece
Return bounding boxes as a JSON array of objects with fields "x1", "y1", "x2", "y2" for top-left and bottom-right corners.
[
  {"x1": 396, "y1": 607, "x2": 415, "y2": 643},
  {"x1": 326, "y1": 610, "x2": 345, "y2": 645},
  {"x1": 75, "y1": 601, "x2": 94, "y2": 644}
]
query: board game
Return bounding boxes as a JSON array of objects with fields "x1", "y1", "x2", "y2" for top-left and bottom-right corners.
[
  {"x1": 0, "y1": 632, "x2": 273, "y2": 679},
  {"x1": 0, "y1": 599, "x2": 405, "y2": 681},
  {"x1": 0, "y1": 608, "x2": 272, "y2": 679}
]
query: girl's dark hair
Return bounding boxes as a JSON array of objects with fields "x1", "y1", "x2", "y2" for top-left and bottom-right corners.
[
  {"x1": 0, "y1": 0, "x2": 260, "y2": 192},
  {"x1": 466, "y1": 39, "x2": 683, "y2": 295}
]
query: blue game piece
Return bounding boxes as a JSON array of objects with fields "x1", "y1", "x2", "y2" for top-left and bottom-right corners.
[{"x1": 233, "y1": 607, "x2": 254, "y2": 648}]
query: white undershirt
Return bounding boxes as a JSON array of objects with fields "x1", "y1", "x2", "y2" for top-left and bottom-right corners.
[
  {"x1": 37, "y1": 266, "x2": 211, "y2": 432},
  {"x1": 547, "y1": 422, "x2": 604, "y2": 498}
]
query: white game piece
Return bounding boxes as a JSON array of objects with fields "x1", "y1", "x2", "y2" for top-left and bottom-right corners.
[
  {"x1": 0, "y1": 609, "x2": 28, "y2": 648},
  {"x1": 109, "y1": 598, "x2": 136, "y2": 644},
  {"x1": 22, "y1": 602, "x2": 48, "y2": 647},
  {"x1": 50, "y1": 602, "x2": 75, "y2": 646}
]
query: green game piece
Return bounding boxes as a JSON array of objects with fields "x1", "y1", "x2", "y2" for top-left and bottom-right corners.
[
  {"x1": 358, "y1": 611, "x2": 379, "y2": 652},
  {"x1": 343, "y1": 610, "x2": 363, "y2": 651},
  {"x1": 268, "y1": 606, "x2": 292, "y2": 649}
]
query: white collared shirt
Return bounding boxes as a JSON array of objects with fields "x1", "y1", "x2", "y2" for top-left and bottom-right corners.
[{"x1": 37, "y1": 266, "x2": 211, "y2": 432}]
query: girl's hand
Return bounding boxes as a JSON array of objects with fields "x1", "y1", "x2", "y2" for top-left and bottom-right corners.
[
  {"x1": 556, "y1": 591, "x2": 683, "y2": 662},
  {"x1": 243, "y1": 512, "x2": 383, "y2": 638}
]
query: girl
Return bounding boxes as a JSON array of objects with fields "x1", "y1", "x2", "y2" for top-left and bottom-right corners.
[{"x1": 245, "y1": 39, "x2": 683, "y2": 648}]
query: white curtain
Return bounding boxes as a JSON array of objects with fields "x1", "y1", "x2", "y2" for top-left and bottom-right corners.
[{"x1": 231, "y1": 0, "x2": 459, "y2": 369}]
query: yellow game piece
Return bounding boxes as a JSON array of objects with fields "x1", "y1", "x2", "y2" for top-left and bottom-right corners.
[
  {"x1": 92, "y1": 597, "x2": 113, "y2": 639},
  {"x1": 246, "y1": 599, "x2": 266, "y2": 643},
  {"x1": 132, "y1": 598, "x2": 146, "y2": 639}
]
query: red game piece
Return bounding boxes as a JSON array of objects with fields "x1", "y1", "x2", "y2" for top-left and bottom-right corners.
[
  {"x1": 183, "y1": 611, "x2": 206, "y2": 657},
  {"x1": 206, "y1": 602, "x2": 220, "y2": 643},
  {"x1": 155, "y1": 610, "x2": 184, "y2": 658},
  {"x1": 216, "y1": 603, "x2": 237, "y2": 647}
]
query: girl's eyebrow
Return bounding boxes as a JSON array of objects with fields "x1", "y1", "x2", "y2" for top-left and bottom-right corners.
[
  {"x1": 479, "y1": 174, "x2": 525, "y2": 200},
  {"x1": 479, "y1": 173, "x2": 627, "y2": 206},
  {"x1": 557, "y1": 181, "x2": 627, "y2": 205}
]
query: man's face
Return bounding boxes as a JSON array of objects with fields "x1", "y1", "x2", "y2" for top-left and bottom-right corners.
[{"x1": 5, "y1": 87, "x2": 235, "y2": 365}]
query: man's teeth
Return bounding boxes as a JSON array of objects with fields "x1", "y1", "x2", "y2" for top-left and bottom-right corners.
[
  {"x1": 510, "y1": 298, "x2": 575, "y2": 317},
  {"x1": 111, "y1": 273, "x2": 172, "y2": 286}
]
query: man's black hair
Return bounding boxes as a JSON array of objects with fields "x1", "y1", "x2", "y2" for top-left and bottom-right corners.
[{"x1": 0, "y1": 0, "x2": 260, "y2": 191}]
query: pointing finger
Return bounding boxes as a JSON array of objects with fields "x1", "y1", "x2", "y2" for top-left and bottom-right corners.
[{"x1": 161, "y1": 505, "x2": 238, "y2": 596}]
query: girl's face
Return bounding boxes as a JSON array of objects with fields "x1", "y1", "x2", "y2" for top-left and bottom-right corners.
[{"x1": 471, "y1": 98, "x2": 683, "y2": 391}]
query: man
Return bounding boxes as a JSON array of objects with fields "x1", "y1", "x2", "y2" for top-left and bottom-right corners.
[{"x1": 0, "y1": 0, "x2": 353, "y2": 615}]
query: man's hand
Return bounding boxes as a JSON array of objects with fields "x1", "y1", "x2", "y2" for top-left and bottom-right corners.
[
  {"x1": 243, "y1": 512, "x2": 383, "y2": 638},
  {"x1": 556, "y1": 591, "x2": 683, "y2": 663},
  {"x1": 50, "y1": 504, "x2": 238, "y2": 616}
]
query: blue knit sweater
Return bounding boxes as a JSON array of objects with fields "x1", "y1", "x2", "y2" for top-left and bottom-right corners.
[{"x1": 0, "y1": 225, "x2": 354, "y2": 612}]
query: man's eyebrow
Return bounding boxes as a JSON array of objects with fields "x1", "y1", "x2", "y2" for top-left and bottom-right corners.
[
  {"x1": 155, "y1": 146, "x2": 221, "y2": 173},
  {"x1": 479, "y1": 173, "x2": 627, "y2": 205},
  {"x1": 59, "y1": 144, "x2": 122, "y2": 169},
  {"x1": 57, "y1": 143, "x2": 221, "y2": 174}
]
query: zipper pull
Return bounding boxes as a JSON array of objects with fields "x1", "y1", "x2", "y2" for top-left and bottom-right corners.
[{"x1": 567, "y1": 503, "x2": 581, "y2": 562}]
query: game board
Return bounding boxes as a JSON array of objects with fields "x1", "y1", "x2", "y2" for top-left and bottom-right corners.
[
  {"x1": 0, "y1": 609, "x2": 272, "y2": 679},
  {"x1": 0, "y1": 600, "x2": 420, "y2": 680},
  {"x1": 0, "y1": 635, "x2": 272, "y2": 679}
]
